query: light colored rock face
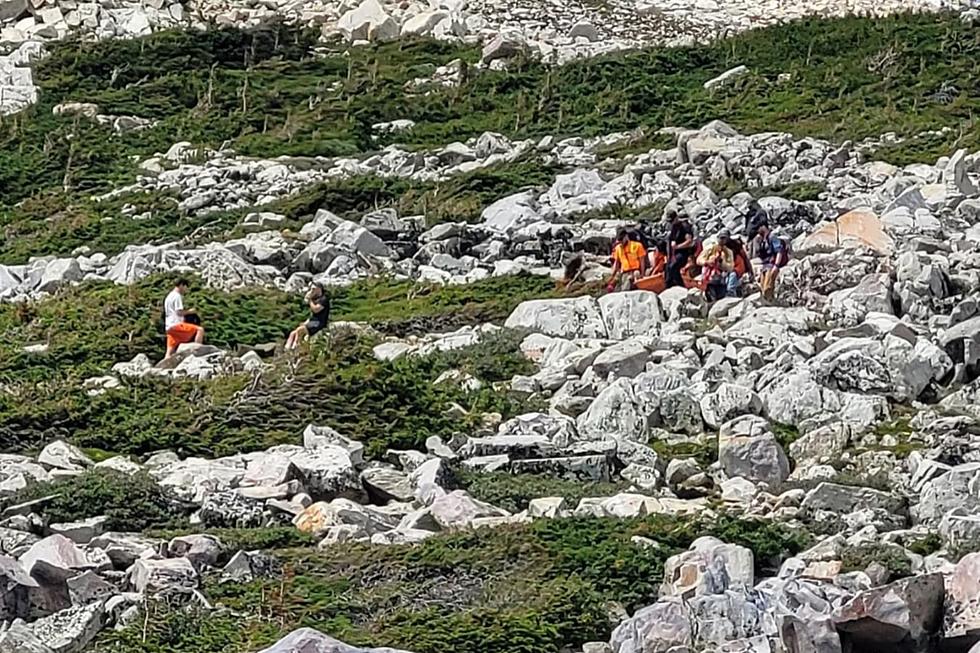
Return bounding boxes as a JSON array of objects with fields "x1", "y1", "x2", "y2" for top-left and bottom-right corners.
[
  {"x1": 598, "y1": 291, "x2": 664, "y2": 340},
  {"x1": 505, "y1": 297, "x2": 606, "y2": 338},
  {"x1": 129, "y1": 557, "x2": 198, "y2": 594},
  {"x1": 256, "y1": 627, "x2": 416, "y2": 653},
  {"x1": 718, "y1": 416, "x2": 789, "y2": 487}
]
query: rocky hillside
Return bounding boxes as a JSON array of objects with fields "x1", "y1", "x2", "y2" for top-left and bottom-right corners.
[{"x1": 4, "y1": 2, "x2": 980, "y2": 653}]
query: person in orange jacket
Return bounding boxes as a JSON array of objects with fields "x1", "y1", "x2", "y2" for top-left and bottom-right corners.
[{"x1": 607, "y1": 229, "x2": 648, "y2": 292}]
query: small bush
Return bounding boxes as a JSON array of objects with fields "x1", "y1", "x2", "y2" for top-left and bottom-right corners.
[
  {"x1": 147, "y1": 527, "x2": 315, "y2": 554},
  {"x1": 841, "y1": 544, "x2": 912, "y2": 580},
  {"x1": 4, "y1": 469, "x2": 188, "y2": 531}
]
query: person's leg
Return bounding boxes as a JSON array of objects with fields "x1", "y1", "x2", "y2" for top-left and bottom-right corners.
[
  {"x1": 164, "y1": 333, "x2": 177, "y2": 360},
  {"x1": 287, "y1": 324, "x2": 308, "y2": 350},
  {"x1": 726, "y1": 271, "x2": 739, "y2": 297}
]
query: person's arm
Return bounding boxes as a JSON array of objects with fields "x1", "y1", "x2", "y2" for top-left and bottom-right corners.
[
  {"x1": 638, "y1": 249, "x2": 649, "y2": 276},
  {"x1": 310, "y1": 299, "x2": 326, "y2": 313}
]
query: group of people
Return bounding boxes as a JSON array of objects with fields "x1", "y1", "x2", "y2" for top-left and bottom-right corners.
[
  {"x1": 608, "y1": 201, "x2": 789, "y2": 302},
  {"x1": 162, "y1": 278, "x2": 331, "y2": 360}
]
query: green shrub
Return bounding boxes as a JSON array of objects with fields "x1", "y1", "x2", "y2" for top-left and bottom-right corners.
[
  {"x1": 841, "y1": 544, "x2": 912, "y2": 580},
  {"x1": 97, "y1": 513, "x2": 811, "y2": 653},
  {"x1": 146, "y1": 527, "x2": 315, "y2": 554},
  {"x1": 4, "y1": 469, "x2": 188, "y2": 531}
]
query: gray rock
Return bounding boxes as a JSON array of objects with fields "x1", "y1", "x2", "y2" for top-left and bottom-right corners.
[
  {"x1": 282, "y1": 445, "x2": 359, "y2": 499},
  {"x1": 360, "y1": 467, "x2": 415, "y2": 504},
  {"x1": 129, "y1": 557, "x2": 198, "y2": 594},
  {"x1": 220, "y1": 550, "x2": 276, "y2": 583},
  {"x1": 510, "y1": 455, "x2": 611, "y2": 482},
  {"x1": 428, "y1": 491, "x2": 509, "y2": 530},
  {"x1": 700, "y1": 383, "x2": 763, "y2": 429},
  {"x1": 48, "y1": 517, "x2": 108, "y2": 545},
  {"x1": 200, "y1": 490, "x2": 268, "y2": 528},
  {"x1": 663, "y1": 536, "x2": 754, "y2": 599},
  {"x1": 481, "y1": 33, "x2": 527, "y2": 65},
  {"x1": 802, "y1": 482, "x2": 907, "y2": 530},
  {"x1": 0, "y1": 620, "x2": 53, "y2": 653},
  {"x1": 19, "y1": 536, "x2": 97, "y2": 578},
  {"x1": 37, "y1": 441, "x2": 92, "y2": 472},
  {"x1": 0, "y1": 556, "x2": 38, "y2": 620},
  {"x1": 327, "y1": 220, "x2": 391, "y2": 257},
  {"x1": 834, "y1": 573, "x2": 943, "y2": 649},
  {"x1": 167, "y1": 534, "x2": 223, "y2": 570},
  {"x1": 505, "y1": 296, "x2": 606, "y2": 339},
  {"x1": 597, "y1": 291, "x2": 664, "y2": 340},
  {"x1": 32, "y1": 602, "x2": 104, "y2": 653},
  {"x1": 718, "y1": 416, "x2": 789, "y2": 487},
  {"x1": 65, "y1": 570, "x2": 115, "y2": 606},
  {"x1": 302, "y1": 425, "x2": 365, "y2": 467},
  {"x1": 87, "y1": 533, "x2": 160, "y2": 569},
  {"x1": 610, "y1": 597, "x2": 692, "y2": 653}
]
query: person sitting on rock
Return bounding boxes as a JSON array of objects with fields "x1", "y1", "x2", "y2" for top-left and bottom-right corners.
[
  {"x1": 718, "y1": 230, "x2": 753, "y2": 297},
  {"x1": 286, "y1": 283, "x2": 331, "y2": 351},
  {"x1": 163, "y1": 278, "x2": 204, "y2": 360},
  {"x1": 753, "y1": 224, "x2": 789, "y2": 301},
  {"x1": 607, "y1": 228, "x2": 648, "y2": 292}
]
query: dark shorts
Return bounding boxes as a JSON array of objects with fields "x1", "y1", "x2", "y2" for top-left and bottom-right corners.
[{"x1": 305, "y1": 318, "x2": 327, "y2": 337}]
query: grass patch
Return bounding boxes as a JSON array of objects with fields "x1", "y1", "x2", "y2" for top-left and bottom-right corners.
[
  {"x1": 146, "y1": 527, "x2": 315, "y2": 554},
  {"x1": 840, "y1": 543, "x2": 913, "y2": 580},
  {"x1": 5, "y1": 14, "x2": 980, "y2": 215},
  {"x1": 0, "y1": 328, "x2": 533, "y2": 459},
  {"x1": 96, "y1": 514, "x2": 810, "y2": 653},
  {"x1": 3, "y1": 469, "x2": 188, "y2": 531}
]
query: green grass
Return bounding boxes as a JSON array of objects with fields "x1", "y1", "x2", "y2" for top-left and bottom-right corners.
[
  {"x1": 95, "y1": 514, "x2": 810, "y2": 653},
  {"x1": 0, "y1": 157, "x2": 559, "y2": 264},
  {"x1": 4, "y1": 14, "x2": 980, "y2": 215},
  {"x1": 3, "y1": 469, "x2": 188, "y2": 531},
  {"x1": 0, "y1": 324, "x2": 540, "y2": 459}
]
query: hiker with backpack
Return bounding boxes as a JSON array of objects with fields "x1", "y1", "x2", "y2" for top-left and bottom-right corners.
[
  {"x1": 753, "y1": 224, "x2": 791, "y2": 301},
  {"x1": 666, "y1": 211, "x2": 697, "y2": 289},
  {"x1": 163, "y1": 278, "x2": 204, "y2": 360},
  {"x1": 285, "y1": 283, "x2": 331, "y2": 350}
]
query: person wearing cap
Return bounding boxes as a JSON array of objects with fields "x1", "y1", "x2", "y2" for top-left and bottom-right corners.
[
  {"x1": 607, "y1": 228, "x2": 648, "y2": 292},
  {"x1": 285, "y1": 283, "x2": 331, "y2": 350}
]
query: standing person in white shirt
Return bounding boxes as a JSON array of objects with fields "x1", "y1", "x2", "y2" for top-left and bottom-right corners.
[{"x1": 163, "y1": 278, "x2": 204, "y2": 360}]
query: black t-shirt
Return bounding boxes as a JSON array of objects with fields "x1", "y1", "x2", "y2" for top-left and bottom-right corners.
[
  {"x1": 669, "y1": 222, "x2": 694, "y2": 251},
  {"x1": 308, "y1": 294, "x2": 330, "y2": 326}
]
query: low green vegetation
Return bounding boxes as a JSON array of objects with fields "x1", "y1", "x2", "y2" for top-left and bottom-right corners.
[
  {"x1": 0, "y1": 323, "x2": 537, "y2": 458},
  {"x1": 456, "y1": 470, "x2": 633, "y2": 513},
  {"x1": 4, "y1": 469, "x2": 187, "y2": 531},
  {"x1": 0, "y1": 272, "x2": 561, "y2": 386},
  {"x1": 4, "y1": 13, "x2": 980, "y2": 217},
  {"x1": 147, "y1": 527, "x2": 316, "y2": 554},
  {"x1": 840, "y1": 543, "x2": 913, "y2": 581},
  {"x1": 0, "y1": 156, "x2": 560, "y2": 264},
  {"x1": 96, "y1": 514, "x2": 810, "y2": 653}
]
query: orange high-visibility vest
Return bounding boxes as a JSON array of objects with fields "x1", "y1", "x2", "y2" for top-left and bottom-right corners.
[{"x1": 614, "y1": 241, "x2": 647, "y2": 273}]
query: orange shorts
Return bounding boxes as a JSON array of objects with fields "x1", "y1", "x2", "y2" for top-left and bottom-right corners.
[{"x1": 166, "y1": 322, "x2": 202, "y2": 350}]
